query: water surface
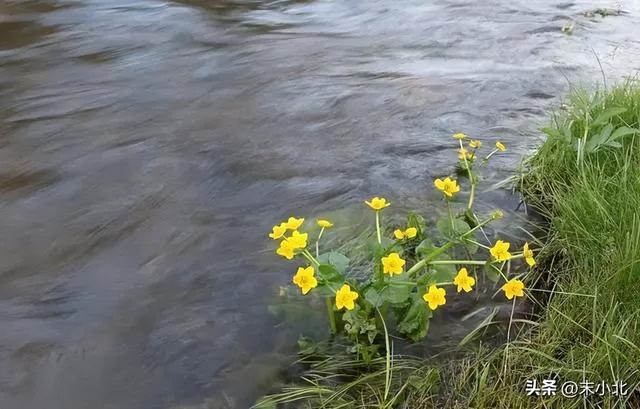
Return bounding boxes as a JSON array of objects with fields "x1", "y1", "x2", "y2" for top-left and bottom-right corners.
[{"x1": 1, "y1": 0, "x2": 640, "y2": 408}]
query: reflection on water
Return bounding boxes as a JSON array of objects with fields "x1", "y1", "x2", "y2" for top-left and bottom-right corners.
[{"x1": 0, "y1": 0, "x2": 639, "y2": 407}]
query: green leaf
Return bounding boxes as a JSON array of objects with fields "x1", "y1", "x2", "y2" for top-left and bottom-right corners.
[
  {"x1": 585, "y1": 124, "x2": 613, "y2": 153},
  {"x1": 342, "y1": 308, "x2": 378, "y2": 344},
  {"x1": 417, "y1": 250, "x2": 456, "y2": 284},
  {"x1": 381, "y1": 236, "x2": 395, "y2": 249},
  {"x1": 364, "y1": 287, "x2": 384, "y2": 307},
  {"x1": 541, "y1": 126, "x2": 563, "y2": 140},
  {"x1": 592, "y1": 107, "x2": 626, "y2": 126},
  {"x1": 484, "y1": 262, "x2": 502, "y2": 283},
  {"x1": 436, "y1": 217, "x2": 470, "y2": 239},
  {"x1": 396, "y1": 295, "x2": 432, "y2": 342},
  {"x1": 314, "y1": 283, "x2": 340, "y2": 297},
  {"x1": 462, "y1": 238, "x2": 479, "y2": 255},
  {"x1": 388, "y1": 270, "x2": 409, "y2": 283},
  {"x1": 342, "y1": 310, "x2": 359, "y2": 336},
  {"x1": 317, "y1": 251, "x2": 350, "y2": 273},
  {"x1": 416, "y1": 273, "x2": 431, "y2": 287},
  {"x1": 406, "y1": 212, "x2": 426, "y2": 236},
  {"x1": 431, "y1": 265, "x2": 456, "y2": 284},
  {"x1": 416, "y1": 238, "x2": 436, "y2": 257},
  {"x1": 609, "y1": 126, "x2": 637, "y2": 141},
  {"x1": 318, "y1": 264, "x2": 341, "y2": 281},
  {"x1": 367, "y1": 328, "x2": 378, "y2": 344},
  {"x1": 563, "y1": 124, "x2": 573, "y2": 142},
  {"x1": 367, "y1": 236, "x2": 396, "y2": 259},
  {"x1": 381, "y1": 284, "x2": 410, "y2": 304}
]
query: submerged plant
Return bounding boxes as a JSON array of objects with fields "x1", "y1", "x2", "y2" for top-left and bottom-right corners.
[{"x1": 267, "y1": 133, "x2": 535, "y2": 361}]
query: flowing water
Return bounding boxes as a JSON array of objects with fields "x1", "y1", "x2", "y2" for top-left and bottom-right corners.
[{"x1": 1, "y1": 0, "x2": 640, "y2": 408}]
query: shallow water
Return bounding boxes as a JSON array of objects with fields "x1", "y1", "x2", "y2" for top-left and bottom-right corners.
[{"x1": 1, "y1": 0, "x2": 639, "y2": 408}]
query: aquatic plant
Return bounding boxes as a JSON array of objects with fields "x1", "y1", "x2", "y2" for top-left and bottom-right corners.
[{"x1": 266, "y1": 133, "x2": 535, "y2": 362}]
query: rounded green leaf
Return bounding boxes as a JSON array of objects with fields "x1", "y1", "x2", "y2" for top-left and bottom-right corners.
[
  {"x1": 317, "y1": 251, "x2": 350, "y2": 273},
  {"x1": 364, "y1": 287, "x2": 384, "y2": 307},
  {"x1": 318, "y1": 264, "x2": 341, "y2": 281},
  {"x1": 381, "y1": 284, "x2": 410, "y2": 304},
  {"x1": 416, "y1": 238, "x2": 436, "y2": 257},
  {"x1": 436, "y1": 217, "x2": 471, "y2": 239}
]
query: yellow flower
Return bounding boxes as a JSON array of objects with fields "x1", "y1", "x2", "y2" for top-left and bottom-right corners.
[
  {"x1": 276, "y1": 240, "x2": 295, "y2": 260},
  {"x1": 381, "y1": 252, "x2": 406, "y2": 275},
  {"x1": 365, "y1": 197, "x2": 391, "y2": 211},
  {"x1": 423, "y1": 285, "x2": 446, "y2": 310},
  {"x1": 453, "y1": 268, "x2": 476, "y2": 293},
  {"x1": 491, "y1": 209, "x2": 504, "y2": 220},
  {"x1": 335, "y1": 284, "x2": 359, "y2": 310},
  {"x1": 393, "y1": 227, "x2": 417, "y2": 240},
  {"x1": 523, "y1": 242, "x2": 536, "y2": 267},
  {"x1": 458, "y1": 147, "x2": 473, "y2": 160},
  {"x1": 292, "y1": 266, "x2": 318, "y2": 295},
  {"x1": 469, "y1": 139, "x2": 482, "y2": 149},
  {"x1": 495, "y1": 141, "x2": 506, "y2": 152},
  {"x1": 502, "y1": 279, "x2": 525, "y2": 300},
  {"x1": 285, "y1": 217, "x2": 304, "y2": 230},
  {"x1": 434, "y1": 177, "x2": 461, "y2": 198},
  {"x1": 269, "y1": 223, "x2": 287, "y2": 240},
  {"x1": 287, "y1": 230, "x2": 308, "y2": 249},
  {"x1": 317, "y1": 219, "x2": 333, "y2": 228},
  {"x1": 490, "y1": 240, "x2": 512, "y2": 261},
  {"x1": 452, "y1": 132, "x2": 467, "y2": 140}
]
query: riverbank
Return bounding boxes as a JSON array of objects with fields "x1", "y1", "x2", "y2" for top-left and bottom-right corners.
[
  {"x1": 256, "y1": 82, "x2": 640, "y2": 409},
  {"x1": 434, "y1": 82, "x2": 640, "y2": 408}
]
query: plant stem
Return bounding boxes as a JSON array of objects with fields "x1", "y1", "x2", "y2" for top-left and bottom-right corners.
[
  {"x1": 465, "y1": 238, "x2": 491, "y2": 249},
  {"x1": 315, "y1": 227, "x2": 325, "y2": 258},
  {"x1": 434, "y1": 281, "x2": 453, "y2": 286},
  {"x1": 484, "y1": 149, "x2": 498, "y2": 161},
  {"x1": 406, "y1": 214, "x2": 496, "y2": 277},
  {"x1": 503, "y1": 297, "x2": 516, "y2": 376},
  {"x1": 325, "y1": 297, "x2": 337, "y2": 335},
  {"x1": 467, "y1": 182, "x2": 476, "y2": 211},
  {"x1": 429, "y1": 260, "x2": 486, "y2": 265},
  {"x1": 406, "y1": 241, "x2": 455, "y2": 276},
  {"x1": 375, "y1": 211, "x2": 382, "y2": 245},
  {"x1": 447, "y1": 200, "x2": 454, "y2": 232},
  {"x1": 459, "y1": 139, "x2": 477, "y2": 212},
  {"x1": 465, "y1": 216, "x2": 492, "y2": 236},
  {"x1": 387, "y1": 280, "x2": 418, "y2": 286},
  {"x1": 376, "y1": 307, "x2": 392, "y2": 402},
  {"x1": 302, "y1": 249, "x2": 320, "y2": 266}
]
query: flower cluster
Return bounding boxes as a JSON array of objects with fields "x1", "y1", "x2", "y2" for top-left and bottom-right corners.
[
  {"x1": 452, "y1": 131, "x2": 507, "y2": 168},
  {"x1": 267, "y1": 133, "x2": 533, "y2": 359}
]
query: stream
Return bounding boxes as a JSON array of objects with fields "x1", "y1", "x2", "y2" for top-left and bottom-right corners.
[{"x1": 1, "y1": 0, "x2": 640, "y2": 408}]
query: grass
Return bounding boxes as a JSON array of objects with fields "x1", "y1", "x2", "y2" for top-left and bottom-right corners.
[
  {"x1": 253, "y1": 333, "x2": 441, "y2": 408},
  {"x1": 433, "y1": 81, "x2": 640, "y2": 408},
  {"x1": 254, "y1": 354, "x2": 440, "y2": 408},
  {"x1": 256, "y1": 82, "x2": 640, "y2": 408}
]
